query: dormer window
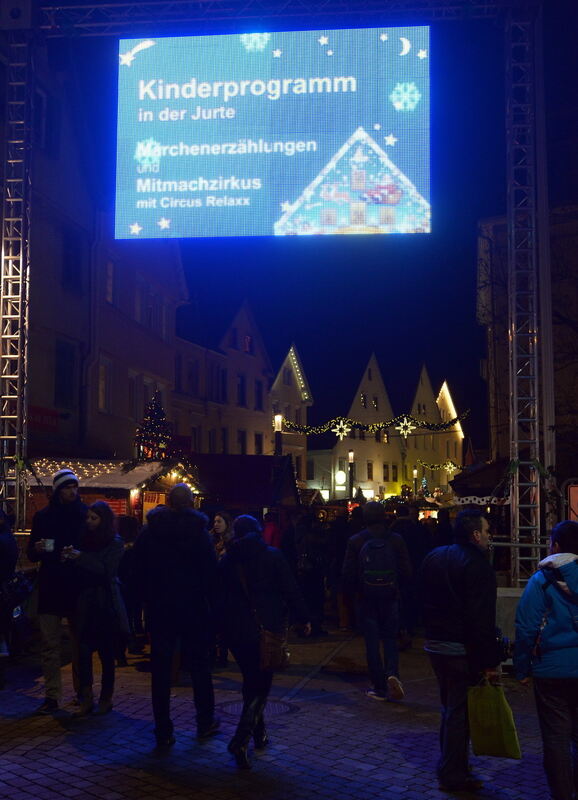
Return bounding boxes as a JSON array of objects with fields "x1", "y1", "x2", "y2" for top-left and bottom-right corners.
[{"x1": 243, "y1": 334, "x2": 254, "y2": 354}]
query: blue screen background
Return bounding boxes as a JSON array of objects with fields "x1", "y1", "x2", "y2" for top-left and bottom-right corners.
[{"x1": 115, "y1": 26, "x2": 430, "y2": 239}]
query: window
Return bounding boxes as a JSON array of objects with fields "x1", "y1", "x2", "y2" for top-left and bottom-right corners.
[
  {"x1": 98, "y1": 357, "x2": 112, "y2": 413},
  {"x1": 243, "y1": 334, "x2": 254, "y2": 354},
  {"x1": 105, "y1": 259, "x2": 116, "y2": 305},
  {"x1": 128, "y1": 373, "x2": 138, "y2": 420},
  {"x1": 221, "y1": 427, "x2": 229, "y2": 454},
  {"x1": 174, "y1": 353, "x2": 182, "y2": 392},
  {"x1": 254, "y1": 432, "x2": 263, "y2": 455},
  {"x1": 237, "y1": 429, "x2": 247, "y2": 454},
  {"x1": 359, "y1": 429, "x2": 365, "y2": 440},
  {"x1": 349, "y1": 429, "x2": 356, "y2": 440},
  {"x1": 392, "y1": 464, "x2": 398, "y2": 482},
  {"x1": 338, "y1": 457, "x2": 346, "y2": 472},
  {"x1": 220, "y1": 368, "x2": 228, "y2": 403},
  {"x1": 368, "y1": 368, "x2": 372, "y2": 380},
  {"x1": 208, "y1": 429, "x2": 217, "y2": 453},
  {"x1": 62, "y1": 228, "x2": 83, "y2": 293},
  {"x1": 446, "y1": 440, "x2": 450, "y2": 457},
  {"x1": 383, "y1": 463, "x2": 390, "y2": 481},
  {"x1": 236, "y1": 373, "x2": 247, "y2": 406},
  {"x1": 306, "y1": 459, "x2": 315, "y2": 481},
  {"x1": 360, "y1": 392, "x2": 367, "y2": 408},
  {"x1": 375, "y1": 431, "x2": 381, "y2": 443},
  {"x1": 454, "y1": 441, "x2": 458, "y2": 458},
  {"x1": 372, "y1": 396, "x2": 379, "y2": 410},
  {"x1": 272, "y1": 401, "x2": 279, "y2": 415},
  {"x1": 54, "y1": 340, "x2": 75, "y2": 409},
  {"x1": 187, "y1": 362, "x2": 199, "y2": 397},
  {"x1": 283, "y1": 368, "x2": 292, "y2": 386},
  {"x1": 367, "y1": 461, "x2": 374, "y2": 480},
  {"x1": 254, "y1": 379, "x2": 264, "y2": 411},
  {"x1": 191, "y1": 427, "x2": 199, "y2": 452}
]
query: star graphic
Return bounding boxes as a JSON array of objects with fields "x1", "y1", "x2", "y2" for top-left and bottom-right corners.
[
  {"x1": 318, "y1": 36, "x2": 329, "y2": 46},
  {"x1": 326, "y1": 50, "x2": 334, "y2": 56},
  {"x1": 129, "y1": 223, "x2": 142, "y2": 235},
  {"x1": 331, "y1": 419, "x2": 352, "y2": 441},
  {"x1": 384, "y1": 133, "x2": 398, "y2": 146},
  {"x1": 395, "y1": 416, "x2": 417, "y2": 439},
  {"x1": 373, "y1": 123, "x2": 381, "y2": 130},
  {"x1": 272, "y1": 49, "x2": 282, "y2": 57},
  {"x1": 417, "y1": 49, "x2": 428, "y2": 59},
  {"x1": 119, "y1": 52, "x2": 134, "y2": 66},
  {"x1": 280, "y1": 201, "x2": 294, "y2": 213},
  {"x1": 157, "y1": 218, "x2": 171, "y2": 230},
  {"x1": 380, "y1": 33, "x2": 388, "y2": 41}
]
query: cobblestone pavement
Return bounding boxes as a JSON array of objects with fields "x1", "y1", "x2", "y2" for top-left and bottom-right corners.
[{"x1": 0, "y1": 631, "x2": 547, "y2": 800}]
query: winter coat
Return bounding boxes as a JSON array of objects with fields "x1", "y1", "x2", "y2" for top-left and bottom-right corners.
[
  {"x1": 342, "y1": 524, "x2": 412, "y2": 596},
  {"x1": 131, "y1": 506, "x2": 217, "y2": 634},
  {"x1": 420, "y1": 543, "x2": 500, "y2": 671},
  {"x1": 514, "y1": 553, "x2": 578, "y2": 680},
  {"x1": 27, "y1": 497, "x2": 87, "y2": 616},
  {"x1": 218, "y1": 531, "x2": 309, "y2": 646},
  {"x1": 0, "y1": 527, "x2": 18, "y2": 585},
  {"x1": 67, "y1": 536, "x2": 129, "y2": 639},
  {"x1": 390, "y1": 518, "x2": 431, "y2": 572}
]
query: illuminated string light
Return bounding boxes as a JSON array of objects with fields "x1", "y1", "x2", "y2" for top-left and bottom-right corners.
[
  {"x1": 281, "y1": 410, "x2": 469, "y2": 438},
  {"x1": 417, "y1": 458, "x2": 459, "y2": 473}
]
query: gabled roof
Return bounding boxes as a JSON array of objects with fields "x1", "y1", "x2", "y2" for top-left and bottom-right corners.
[
  {"x1": 436, "y1": 380, "x2": 465, "y2": 439},
  {"x1": 410, "y1": 364, "x2": 442, "y2": 423},
  {"x1": 218, "y1": 301, "x2": 274, "y2": 375},
  {"x1": 346, "y1": 353, "x2": 394, "y2": 422},
  {"x1": 272, "y1": 344, "x2": 313, "y2": 405}
]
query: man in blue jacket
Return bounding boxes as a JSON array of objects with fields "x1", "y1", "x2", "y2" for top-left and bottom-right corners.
[{"x1": 514, "y1": 520, "x2": 578, "y2": 800}]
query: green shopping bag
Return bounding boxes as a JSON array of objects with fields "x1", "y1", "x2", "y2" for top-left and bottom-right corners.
[{"x1": 467, "y1": 680, "x2": 522, "y2": 759}]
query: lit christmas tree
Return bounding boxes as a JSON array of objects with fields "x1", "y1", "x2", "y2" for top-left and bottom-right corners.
[{"x1": 134, "y1": 391, "x2": 173, "y2": 460}]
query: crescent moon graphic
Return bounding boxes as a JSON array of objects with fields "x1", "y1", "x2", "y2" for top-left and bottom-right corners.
[{"x1": 399, "y1": 37, "x2": 411, "y2": 56}]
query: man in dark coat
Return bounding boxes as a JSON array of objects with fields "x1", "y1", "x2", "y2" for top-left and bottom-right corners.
[
  {"x1": 27, "y1": 468, "x2": 87, "y2": 714},
  {"x1": 132, "y1": 483, "x2": 218, "y2": 751},
  {"x1": 342, "y1": 502, "x2": 412, "y2": 702},
  {"x1": 419, "y1": 508, "x2": 501, "y2": 792}
]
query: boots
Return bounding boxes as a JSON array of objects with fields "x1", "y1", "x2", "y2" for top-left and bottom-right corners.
[
  {"x1": 95, "y1": 690, "x2": 113, "y2": 715},
  {"x1": 227, "y1": 696, "x2": 263, "y2": 769},
  {"x1": 253, "y1": 696, "x2": 269, "y2": 749},
  {"x1": 72, "y1": 688, "x2": 93, "y2": 718}
]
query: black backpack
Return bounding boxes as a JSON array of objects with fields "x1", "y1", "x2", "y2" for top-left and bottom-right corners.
[{"x1": 358, "y1": 535, "x2": 398, "y2": 601}]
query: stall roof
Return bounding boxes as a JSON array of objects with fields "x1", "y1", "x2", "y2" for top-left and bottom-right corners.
[{"x1": 28, "y1": 459, "x2": 198, "y2": 491}]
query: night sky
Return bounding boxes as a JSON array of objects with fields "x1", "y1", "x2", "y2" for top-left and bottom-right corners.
[{"x1": 72, "y1": 0, "x2": 576, "y2": 453}]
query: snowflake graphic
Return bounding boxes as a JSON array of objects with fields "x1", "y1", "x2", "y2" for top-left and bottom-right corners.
[
  {"x1": 395, "y1": 416, "x2": 417, "y2": 439},
  {"x1": 134, "y1": 138, "x2": 161, "y2": 168},
  {"x1": 331, "y1": 419, "x2": 352, "y2": 441},
  {"x1": 240, "y1": 33, "x2": 271, "y2": 52},
  {"x1": 389, "y1": 82, "x2": 422, "y2": 111}
]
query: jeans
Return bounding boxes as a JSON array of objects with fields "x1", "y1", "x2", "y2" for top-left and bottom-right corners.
[
  {"x1": 429, "y1": 653, "x2": 478, "y2": 788},
  {"x1": 361, "y1": 600, "x2": 399, "y2": 693},
  {"x1": 534, "y1": 677, "x2": 578, "y2": 800},
  {"x1": 149, "y1": 618, "x2": 214, "y2": 740},
  {"x1": 77, "y1": 633, "x2": 115, "y2": 699}
]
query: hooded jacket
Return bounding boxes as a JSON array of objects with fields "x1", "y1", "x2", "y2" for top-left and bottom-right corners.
[
  {"x1": 27, "y1": 495, "x2": 87, "y2": 615},
  {"x1": 514, "y1": 553, "x2": 578, "y2": 679},
  {"x1": 218, "y1": 531, "x2": 309, "y2": 645},
  {"x1": 131, "y1": 505, "x2": 217, "y2": 630}
]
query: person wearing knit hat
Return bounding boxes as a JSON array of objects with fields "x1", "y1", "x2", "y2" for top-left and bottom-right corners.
[{"x1": 27, "y1": 466, "x2": 87, "y2": 715}]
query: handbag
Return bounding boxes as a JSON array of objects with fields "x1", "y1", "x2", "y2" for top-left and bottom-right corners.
[
  {"x1": 467, "y1": 679, "x2": 522, "y2": 759},
  {"x1": 237, "y1": 565, "x2": 290, "y2": 672},
  {"x1": 0, "y1": 570, "x2": 36, "y2": 611}
]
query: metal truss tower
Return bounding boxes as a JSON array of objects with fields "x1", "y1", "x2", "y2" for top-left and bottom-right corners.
[{"x1": 1, "y1": 0, "x2": 548, "y2": 561}]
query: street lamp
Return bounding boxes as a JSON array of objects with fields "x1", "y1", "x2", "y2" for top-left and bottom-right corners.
[
  {"x1": 413, "y1": 467, "x2": 418, "y2": 499},
  {"x1": 274, "y1": 414, "x2": 283, "y2": 456},
  {"x1": 348, "y1": 449, "x2": 355, "y2": 500}
]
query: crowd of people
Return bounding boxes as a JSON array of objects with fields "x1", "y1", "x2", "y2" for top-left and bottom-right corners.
[{"x1": 1, "y1": 467, "x2": 578, "y2": 797}]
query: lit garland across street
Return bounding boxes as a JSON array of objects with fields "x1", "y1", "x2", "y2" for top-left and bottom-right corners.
[
  {"x1": 282, "y1": 410, "x2": 469, "y2": 438},
  {"x1": 417, "y1": 458, "x2": 459, "y2": 473}
]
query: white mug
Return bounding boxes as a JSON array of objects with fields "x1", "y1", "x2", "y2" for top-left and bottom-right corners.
[{"x1": 43, "y1": 538, "x2": 55, "y2": 552}]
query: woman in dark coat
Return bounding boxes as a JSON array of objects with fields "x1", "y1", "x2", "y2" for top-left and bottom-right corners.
[
  {"x1": 63, "y1": 501, "x2": 128, "y2": 716},
  {"x1": 219, "y1": 515, "x2": 310, "y2": 769},
  {"x1": 0, "y1": 510, "x2": 18, "y2": 658}
]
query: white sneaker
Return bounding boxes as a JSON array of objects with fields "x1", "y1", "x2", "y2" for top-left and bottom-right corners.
[
  {"x1": 387, "y1": 675, "x2": 405, "y2": 701},
  {"x1": 365, "y1": 688, "x2": 386, "y2": 701}
]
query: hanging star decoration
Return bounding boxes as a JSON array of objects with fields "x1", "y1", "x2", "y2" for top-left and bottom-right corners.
[
  {"x1": 282, "y1": 410, "x2": 469, "y2": 437},
  {"x1": 331, "y1": 419, "x2": 352, "y2": 441},
  {"x1": 395, "y1": 416, "x2": 417, "y2": 439}
]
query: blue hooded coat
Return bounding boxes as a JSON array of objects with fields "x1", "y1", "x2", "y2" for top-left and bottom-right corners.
[{"x1": 514, "y1": 553, "x2": 578, "y2": 679}]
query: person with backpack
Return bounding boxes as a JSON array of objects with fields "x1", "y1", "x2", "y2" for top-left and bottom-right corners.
[
  {"x1": 514, "y1": 520, "x2": 578, "y2": 800},
  {"x1": 342, "y1": 501, "x2": 411, "y2": 701}
]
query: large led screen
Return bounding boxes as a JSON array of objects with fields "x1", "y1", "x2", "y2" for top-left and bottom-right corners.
[{"x1": 115, "y1": 27, "x2": 430, "y2": 239}]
